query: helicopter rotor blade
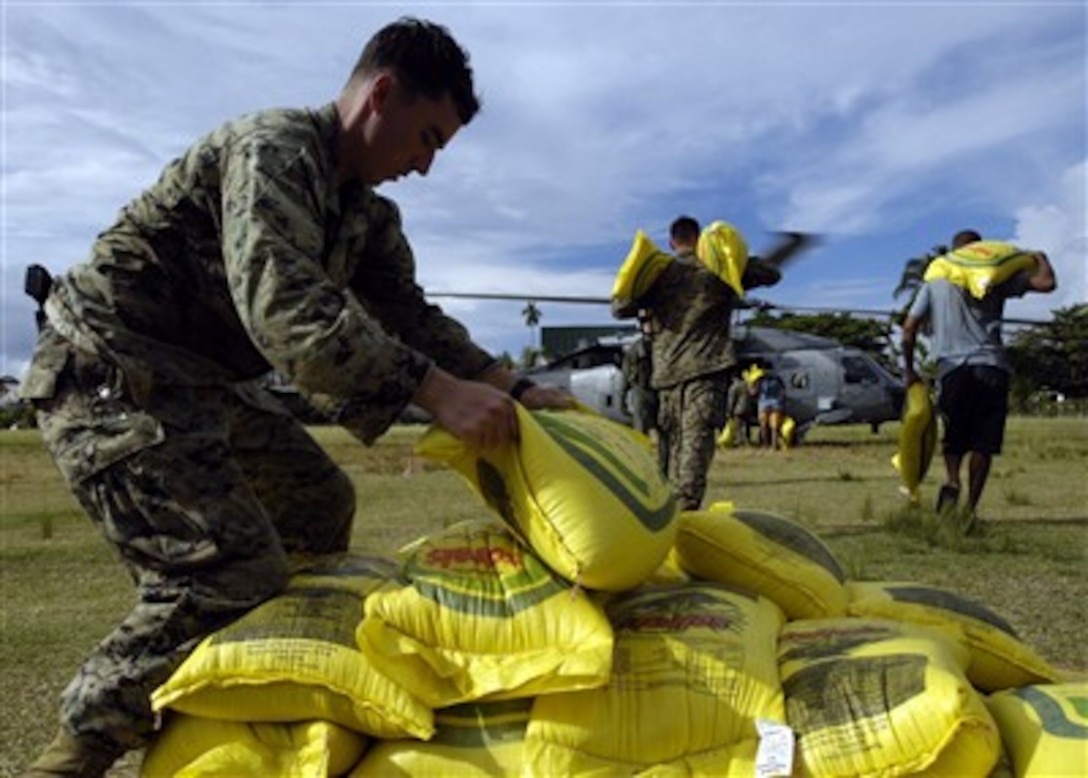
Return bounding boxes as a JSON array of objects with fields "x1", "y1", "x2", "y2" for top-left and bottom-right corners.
[
  {"x1": 741, "y1": 298, "x2": 900, "y2": 318},
  {"x1": 427, "y1": 291, "x2": 612, "y2": 305},
  {"x1": 741, "y1": 298, "x2": 1052, "y2": 326},
  {"x1": 755, "y1": 231, "x2": 823, "y2": 271}
]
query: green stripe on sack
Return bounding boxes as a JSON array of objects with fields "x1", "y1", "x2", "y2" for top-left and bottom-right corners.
[
  {"x1": 209, "y1": 588, "x2": 361, "y2": 647},
  {"x1": 886, "y1": 585, "x2": 1017, "y2": 636},
  {"x1": 946, "y1": 248, "x2": 1027, "y2": 268},
  {"x1": 406, "y1": 555, "x2": 568, "y2": 617},
  {"x1": 535, "y1": 413, "x2": 676, "y2": 531},
  {"x1": 432, "y1": 699, "x2": 533, "y2": 746},
  {"x1": 735, "y1": 510, "x2": 846, "y2": 582},
  {"x1": 1011, "y1": 686, "x2": 1088, "y2": 739}
]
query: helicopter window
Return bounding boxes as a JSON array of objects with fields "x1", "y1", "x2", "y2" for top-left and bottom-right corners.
[
  {"x1": 842, "y1": 356, "x2": 877, "y2": 384},
  {"x1": 790, "y1": 372, "x2": 809, "y2": 390}
]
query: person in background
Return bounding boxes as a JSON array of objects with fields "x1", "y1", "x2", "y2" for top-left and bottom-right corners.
[
  {"x1": 616, "y1": 216, "x2": 724, "y2": 509},
  {"x1": 621, "y1": 313, "x2": 659, "y2": 438},
  {"x1": 901, "y1": 229, "x2": 1056, "y2": 534},
  {"x1": 19, "y1": 18, "x2": 570, "y2": 777},
  {"x1": 754, "y1": 368, "x2": 787, "y2": 450},
  {"x1": 612, "y1": 216, "x2": 806, "y2": 510},
  {"x1": 724, "y1": 371, "x2": 755, "y2": 446}
]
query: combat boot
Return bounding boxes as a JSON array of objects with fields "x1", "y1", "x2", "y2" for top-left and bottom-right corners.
[{"x1": 21, "y1": 727, "x2": 123, "y2": 778}]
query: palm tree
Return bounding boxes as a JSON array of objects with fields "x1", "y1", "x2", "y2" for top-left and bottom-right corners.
[
  {"x1": 522, "y1": 301, "x2": 542, "y2": 350},
  {"x1": 893, "y1": 244, "x2": 947, "y2": 303}
]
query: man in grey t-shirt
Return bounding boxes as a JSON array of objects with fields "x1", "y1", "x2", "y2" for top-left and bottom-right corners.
[{"x1": 901, "y1": 229, "x2": 1056, "y2": 533}]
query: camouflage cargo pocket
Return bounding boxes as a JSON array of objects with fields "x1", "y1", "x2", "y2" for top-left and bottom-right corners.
[
  {"x1": 20, "y1": 326, "x2": 70, "y2": 403},
  {"x1": 34, "y1": 341, "x2": 165, "y2": 485}
]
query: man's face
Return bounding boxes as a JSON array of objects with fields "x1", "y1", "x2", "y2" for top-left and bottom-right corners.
[{"x1": 351, "y1": 72, "x2": 464, "y2": 186}]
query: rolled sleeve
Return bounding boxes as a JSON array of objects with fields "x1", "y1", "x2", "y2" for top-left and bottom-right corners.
[{"x1": 353, "y1": 197, "x2": 495, "y2": 380}]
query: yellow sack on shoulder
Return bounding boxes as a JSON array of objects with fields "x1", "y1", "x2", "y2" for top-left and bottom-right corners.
[
  {"x1": 696, "y1": 220, "x2": 749, "y2": 296},
  {"x1": 611, "y1": 229, "x2": 673, "y2": 301},
  {"x1": 893, "y1": 382, "x2": 938, "y2": 501},
  {"x1": 779, "y1": 617, "x2": 1001, "y2": 778},
  {"x1": 924, "y1": 240, "x2": 1037, "y2": 299},
  {"x1": 986, "y1": 682, "x2": 1088, "y2": 777},
  {"x1": 846, "y1": 580, "x2": 1062, "y2": 692},
  {"x1": 415, "y1": 405, "x2": 678, "y2": 591},
  {"x1": 150, "y1": 554, "x2": 434, "y2": 741},
  {"x1": 356, "y1": 519, "x2": 613, "y2": 708},
  {"x1": 141, "y1": 714, "x2": 367, "y2": 778}
]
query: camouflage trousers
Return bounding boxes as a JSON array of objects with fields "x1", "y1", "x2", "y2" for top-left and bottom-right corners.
[
  {"x1": 656, "y1": 370, "x2": 731, "y2": 511},
  {"x1": 627, "y1": 386, "x2": 659, "y2": 435},
  {"x1": 24, "y1": 329, "x2": 355, "y2": 751}
]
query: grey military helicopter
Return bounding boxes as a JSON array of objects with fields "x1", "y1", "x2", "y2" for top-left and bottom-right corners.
[
  {"x1": 428, "y1": 291, "x2": 906, "y2": 441},
  {"x1": 532, "y1": 323, "x2": 904, "y2": 437},
  {"x1": 428, "y1": 230, "x2": 905, "y2": 441}
]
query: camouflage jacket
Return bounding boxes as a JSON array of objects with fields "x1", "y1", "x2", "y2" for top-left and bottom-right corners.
[
  {"x1": 638, "y1": 251, "x2": 738, "y2": 389},
  {"x1": 32, "y1": 102, "x2": 494, "y2": 444}
]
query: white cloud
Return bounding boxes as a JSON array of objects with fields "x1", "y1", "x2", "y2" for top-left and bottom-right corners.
[
  {"x1": 2, "y1": 3, "x2": 1084, "y2": 379},
  {"x1": 1008, "y1": 160, "x2": 1088, "y2": 320}
]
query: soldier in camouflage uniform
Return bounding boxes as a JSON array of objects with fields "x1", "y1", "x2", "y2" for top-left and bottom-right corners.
[
  {"x1": 20, "y1": 18, "x2": 569, "y2": 777},
  {"x1": 613, "y1": 217, "x2": 806, "y2": 510},
  {"x1": 620, "y1": 315, "x2": 658, "y2": 437},
  {"x1": 613, "y1": 217, "x2": 733, "y2": 510}
]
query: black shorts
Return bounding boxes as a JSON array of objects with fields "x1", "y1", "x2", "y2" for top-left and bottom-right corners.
[{"x1": 937, "y1": 365, "x2": 1009, "y2": 456}]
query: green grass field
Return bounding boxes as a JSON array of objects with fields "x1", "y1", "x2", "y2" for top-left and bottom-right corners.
[{"x1": 2, "y1": 415, "x2": 1085, "y2": 776}]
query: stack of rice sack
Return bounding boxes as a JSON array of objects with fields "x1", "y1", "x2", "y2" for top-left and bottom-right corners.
[
  {"x1": 142, "y1": 404, "x2": 675, "y2": 774},
  {"x1": 143, "y1": 555, "x2": 417, "y2": 776},
  {"x1": 144, "y1": 406, "x2": 1084, "y2": 777},
  {"x1": 673, "y1": 503, "x2": 1081, "y2": 777}
]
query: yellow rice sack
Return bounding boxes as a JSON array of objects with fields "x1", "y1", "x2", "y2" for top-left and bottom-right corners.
[
  {"x1": 151, "y1": 554, "x2": 434, "y2": 741},
  {"x1": 349, "y1": 699, "x2": 531, "y2": 777},
  {"x1": 355, "y1": 520, "x2": 613, "y2": 708},
  {"x1": 986, "y1": 682, "x2": 1088, "y2": 777},
  {"x1": 779, "y1": 617, "x2": 1001, "y2": 777},
  {"x1": 415, "y1": 404, "x2": 678, "y2": 591},
  {"x1": 523, "y1": 581, "x2": 786, "y2": 776},
  {"x1": 716, "y1": 418, "x2": 738, "y2": 449},
  {"x1": 893, "y1": 382, "x2": 938, "y2": 501},
  {"x1": 696, "y1": 220, "x2": 749, "y2": 296},
  {"x1": 780, "y1": 415, "x2": 796, "y2": 449},
  {"x1": 141, "y1": 714, "x2": 367, "y2": 778},
  {"x1": 845, "y1": 580, "x2": 1062, "y2": 692},
  {"x1": 643, "y1": 546, "x2": 692, "y2": 587},
  {"x1": 674, "y1": 506, "x2": 848, "y2": 620},
  {"x1": 924, "y1": 240, "x2": 1038, "y2": 299},
  {"x1": 611, "y1": 229, "x2": 674, "y2": 301}
]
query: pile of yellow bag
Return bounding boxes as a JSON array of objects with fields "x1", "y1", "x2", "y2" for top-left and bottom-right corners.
[{"x1": 145, "y1": 408, "x2": 1083, "y2": 777}]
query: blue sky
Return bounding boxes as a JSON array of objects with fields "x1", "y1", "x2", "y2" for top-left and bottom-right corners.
[{"x1": 3, "y1": 1, "x2": 1085, "y2": 381}]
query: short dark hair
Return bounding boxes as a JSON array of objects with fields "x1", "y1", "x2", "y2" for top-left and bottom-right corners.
[
  {"x1": 349, "y1": 17, "x2": 481, "y2": 124},
  {"x1": 670, "y1": 215, "x2": 701, "y2": 244},
  {"x1": 952, "y1": 229, "x2": 982, "y2": 248}
]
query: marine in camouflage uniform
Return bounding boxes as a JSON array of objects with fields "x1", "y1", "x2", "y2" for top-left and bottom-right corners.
[
  {"x1": 20, "y1": 19, "x2": 572, "y2": 777},
  {"x1": 613, "y1": 218, "x2": 803, "y2": 510},
  {"x1": 613, "y1": 218, "x2": 738, "y2": 511},
  {"x1": 620, "y1": 327, "x2": 658, "y2": 436}
]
